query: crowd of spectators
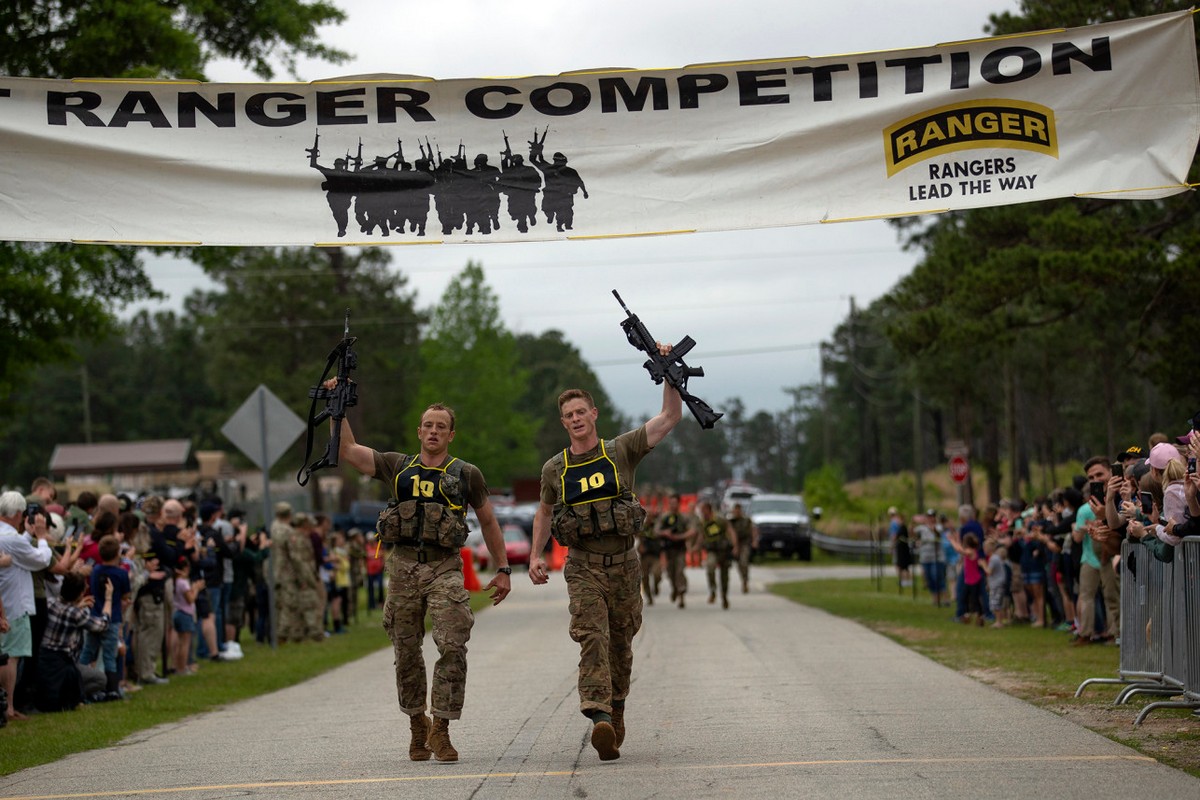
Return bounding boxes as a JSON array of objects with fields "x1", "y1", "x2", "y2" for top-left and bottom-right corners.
[
  {"x1": 0, "y1": 481, "x2": 384, "y2": 724},
  {"x1": 891, "y1": 428, "x2": 1199, "y2": 644}
]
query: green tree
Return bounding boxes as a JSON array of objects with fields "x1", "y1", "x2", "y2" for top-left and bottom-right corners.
[
  {"x1": 407, "y1": 262, "x2": 541, "y2": 486},
  {"x1": 186, "y1": 246, "x2": 423, "y2": 504},
  {"x1": 515, "y1": 330, "x2": 627, "y2": 459},
  {"x1": 0, "y1": 309, "x2": 218, "y2": 489},
  {"x1": 0, "y1": 0, "x2": 349, "y2": 405},
  {"x1": 869, "y1": 0, "x2": 1200, "y2": 504}
]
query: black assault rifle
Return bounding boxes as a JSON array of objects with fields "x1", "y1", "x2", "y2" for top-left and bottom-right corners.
[
  {"x1": 612, "y1": 290, "x2": 722, "y2": 429},
  {"x1": 297, "y1": 309, "x2": 359, "y2": 486}
]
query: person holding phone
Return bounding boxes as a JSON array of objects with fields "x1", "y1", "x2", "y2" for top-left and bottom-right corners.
[{"x1": 1070, "y1": 457, "x2": 1120, "y2": 646}]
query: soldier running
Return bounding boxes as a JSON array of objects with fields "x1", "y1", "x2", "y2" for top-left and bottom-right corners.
[
  {"x1": 697, "y1": 501, "x2": 736, "y2": 609},
  {"x1": 656, "y1": 494, "x2": 691, "y2": 608}
]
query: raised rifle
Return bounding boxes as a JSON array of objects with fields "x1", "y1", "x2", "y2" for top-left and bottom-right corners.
[
  {"x1": 297, "y1": 309, "x2": 360, "y2": 486},
  {"x1": 352, "y1": 138, "x2": 364, "y2": 171},
  {"x1": 612, "y1": 290, "x2": 722, "y2": 429},
  {"x1": 396, "y1": 138, "x2": 404, "y2": 165},
  {"x1": 501, "y1": 130, "x2": 513, "y2": 165},
  {"x1": 305, "y1": 129, "x2": 320, "y2": 163}
]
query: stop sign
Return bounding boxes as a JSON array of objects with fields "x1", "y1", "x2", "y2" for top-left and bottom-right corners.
[{"x1": 949, "y1": 455, "x2": 969, "y2": 484}]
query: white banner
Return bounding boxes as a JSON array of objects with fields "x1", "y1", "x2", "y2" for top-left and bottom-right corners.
[{"x1": 0, "y1": 11, "x2": 1195, "y2": 246}]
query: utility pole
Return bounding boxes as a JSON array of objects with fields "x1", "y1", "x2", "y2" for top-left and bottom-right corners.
[
  {"x1": 80, "y1": 364, "x2": 93, "y2": 444},
  {"x1": 913, "y1": 387, "x2": 924, "y2": 512}
]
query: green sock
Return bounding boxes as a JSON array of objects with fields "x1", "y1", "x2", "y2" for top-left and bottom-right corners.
[{"x1": 592, "y1": 712, "x2": 612, "y2": 725}]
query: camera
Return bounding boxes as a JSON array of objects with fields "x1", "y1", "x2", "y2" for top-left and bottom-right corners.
[
  {"x1": 1088, "y1": 481, "x2": 1106, "y2": 503},
  {"x1": 1139, "y1": 491, "x2": 1153, "y2": 515},
  {"x1": 1189, "y1": 457, "x2": 1196, "y2": 476}
]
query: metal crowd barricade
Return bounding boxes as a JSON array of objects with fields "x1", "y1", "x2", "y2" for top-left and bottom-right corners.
[
  {"x1": 1075, "y1": 536, "x2": 1200, "y2": 725},
  {"x1": 1134, "y1": 536, "x2": 1199, "y2": 725},
  {"x1": 1075, "y1": 538, "x2": 1174, "y2": 701}
]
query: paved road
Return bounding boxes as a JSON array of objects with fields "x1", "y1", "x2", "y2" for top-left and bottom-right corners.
[{"x1": 2, "y1": 565, "x2": 1196, "y2": 800}]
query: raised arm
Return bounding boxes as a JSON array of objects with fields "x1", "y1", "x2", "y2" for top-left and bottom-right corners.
[
  {"x1": 321, "y1": 378, "x2": 375, "y2": 476},
  {"x1": 645, "y1": 379, "x2": 683, "y2": 448}
]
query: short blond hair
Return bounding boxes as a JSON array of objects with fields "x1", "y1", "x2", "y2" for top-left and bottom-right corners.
[{"x1": 558, "y1": 389, "x2": 594, "y2": 411}]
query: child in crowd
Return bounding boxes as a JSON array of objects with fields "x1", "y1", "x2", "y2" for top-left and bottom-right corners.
[
  {"x1": 80, "y1": 535, "x2": 132, "y2": 699},
  {"x1": 984, "y1": 538, "x2": 1008, "y2": 629},
  {"x1": 172, "y1": 556, "x2": 199, "y2": 675},
  {"x1": 37, "y1": 573, "x2": 113, "y2": 710},
  {"x1": 960, "y1": 533, "x2": 989, "y2": 626}
]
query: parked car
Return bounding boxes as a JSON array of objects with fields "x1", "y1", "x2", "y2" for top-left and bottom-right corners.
[
  {"x1": 473, "y1": 523, "x2": 531, "y2": 570},
  {"x1": 720, "y1": 482, "x2": 762, "y2": 516},
  {"x1": 749, "y1": 493, "x2": 812, "y2": 560}
]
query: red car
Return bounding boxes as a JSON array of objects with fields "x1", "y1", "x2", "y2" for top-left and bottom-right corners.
[{"x1": 474, "y1": 524, "x2": 531, "y2": 570}]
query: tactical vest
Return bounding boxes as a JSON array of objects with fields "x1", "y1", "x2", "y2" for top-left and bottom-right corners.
[
  {"x1": 376, "y1": 456, "x2": 470, "y2": 550},
  {"x1": 659, "y1": 511, "x2": 687, "y2": 549},
  {"x1": 550, "y1": 439, "x2": 645, "y2": 548},
  {"x1": 702, "y1": 517, "x2": 729, "y2": 551},
  {"x1": 639, "y1": 519, "x2": 662, "y2": 555}
]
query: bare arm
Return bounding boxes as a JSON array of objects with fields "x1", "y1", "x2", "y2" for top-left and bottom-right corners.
[
  {"x1": 474, "y1": 499, "x2": 511, "y2": 605},
  {"x1": 644, "y1": 345, "x2": 684, "y2": 448},
  {"x1": 528, "y1": 501, "x2": 554, "y2": 585},
  {"x1": 333, "y1": 416, "x2": 376, "y2": 477}
]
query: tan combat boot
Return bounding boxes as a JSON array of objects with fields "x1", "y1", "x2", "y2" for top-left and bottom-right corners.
[
  {"x1": 428, "y1": 716, "x2": 459, "y2": 762},
  {"x1": 409, "y1": 714, "x2": 432, "y2": 761},
  {"x1": 611, "y1": 705, "x2": 625, "y2": 749},
  {"x1": 591, "y1": 718, "x2": 619, "y2": 761}
]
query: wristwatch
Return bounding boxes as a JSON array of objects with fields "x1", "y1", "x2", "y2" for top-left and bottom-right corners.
[{"x1": 497, "y1": 566, "x2": 512, "y2": 575}]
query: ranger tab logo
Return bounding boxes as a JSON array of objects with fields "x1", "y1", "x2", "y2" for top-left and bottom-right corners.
[{"x1": 883, "y1": 99, "x2": 1058, "y2": 177}]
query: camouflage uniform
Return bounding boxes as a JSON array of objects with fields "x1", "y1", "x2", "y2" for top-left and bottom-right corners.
[
  {"x1": 372, "y1": 450, "x2": 488, "y2": 721},
  {"x1": 731, "y1": 515, "x2": 755, "y2": 591},
  {"x1": 657, "y1": 510, "x2": 690, "y2": 604},
  {"x1": 700, "y1": 512, "x2": 733, "y2": 605},
  {"x1": 637, "y1": 515, "x2": 663, "y2": 604},
  {"x1": 541, "y1": 426, "x2": 650, "y2": 717},
  {"x1": 271, "y1": 515, "x2": 324, "y2": 642}
]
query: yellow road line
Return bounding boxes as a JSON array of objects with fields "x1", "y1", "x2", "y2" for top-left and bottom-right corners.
[{"x1": 0, "y1": 754, "x2": 1157, "y2": 800}]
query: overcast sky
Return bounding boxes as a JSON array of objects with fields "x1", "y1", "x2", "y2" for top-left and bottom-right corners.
[{"x1": 140, "y1": 0, "x2": 1020, "y2": 422}]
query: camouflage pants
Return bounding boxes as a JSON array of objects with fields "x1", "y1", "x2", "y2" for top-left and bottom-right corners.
[
  {"x1": 664, "y1": 547, "x2": 688, "y2": 599},
  {"x1": 736, "y1": 542, "x2": 752, "y2": 588},
  {"x1": 276, "y1": 584, "x2": 324, "y2": 643},
  {"x1": 705, "y1": 548, "x2": 732, "y2": 598},
  {"x1": 565, "y1": 555, "x2": 643, "y2": 717},
  {"x1": 639, "y1": 552, "x2": 662, "y2": 600},
  {"x1": 382, "y1": 551, "x2": 473, "y2": 720}
]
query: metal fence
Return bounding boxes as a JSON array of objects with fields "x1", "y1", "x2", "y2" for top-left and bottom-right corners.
[{"x1": 1075, "y1": 535, "x2": 1199, "y2": 725}]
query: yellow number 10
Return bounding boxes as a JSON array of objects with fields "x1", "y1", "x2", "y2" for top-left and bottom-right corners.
[
  {"x1": 577, "y1": 473, "x2": 605, "y2": 492},
  {"x1": 410, "y1": 476, "x2": 434, "y2": 498}
]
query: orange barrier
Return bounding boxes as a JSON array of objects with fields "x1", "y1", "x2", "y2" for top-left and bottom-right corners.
[
  {"x1": 461, "y1": 547, "x2": 482, "y2": 591},
  {"x1": 549, "y1": 538, "x2": 567, "y2": 571}
]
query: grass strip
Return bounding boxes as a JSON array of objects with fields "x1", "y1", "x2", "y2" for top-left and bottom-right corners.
[
  {"x1": 1, "y1": 591, "x2": 495, "y2": 776},
  {"x1": 771, "y1": 577, "x2": 1199, "y2": 777}
]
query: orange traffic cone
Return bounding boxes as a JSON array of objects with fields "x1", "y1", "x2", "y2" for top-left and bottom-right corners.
[
  {"x1": 460, "y1": 547, "x2": 481, "y2": 591},
  {"x1": 549, "y1": 538, "x2": 567, "y2": 571}
]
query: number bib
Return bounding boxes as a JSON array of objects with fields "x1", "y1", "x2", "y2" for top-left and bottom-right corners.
[
  {"x1": 376, "y1": 455, "x2": 469, "y2": 550},
  {"x1": 703, "y1": 519, "x2": 725, "y2": 548},
  {"x1": 395, "y1": 455, "x2": 463, "y2": 511},
  {"x1": 560, "y1": 440, "x2": 621, "y2": 506}
]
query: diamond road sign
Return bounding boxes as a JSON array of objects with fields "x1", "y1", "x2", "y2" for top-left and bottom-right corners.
[{"x1": 221, "y1": 384, "x2": 306, "y2": 471}]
